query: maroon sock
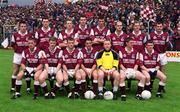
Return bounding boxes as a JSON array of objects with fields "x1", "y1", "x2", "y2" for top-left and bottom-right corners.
[
  {"x1": 75, "y1": 84, "x2": 81, "y2": 93},
  {"x1": 136, "y1": 86, "x2": 144, "y2": 95},
  {"x1": 157, "y1": 85, "x2": 164, "y2": 93},
  {"x1": 120, "y1": 86, "x2": 126, "y2": 96},
  {"x1": 81, "y1": 82, "x2": 87, "y2": 94},
  {"x1": 11, "y1": 78, "x2": 16, "y2": 89},
  {"x1": 92, "y1": 82, "x2": 98, "y2": 95},
  {"x1": 52, "y1": 85, "x2": 59, "y2": 94},
  {"x1": 26, "y1": 80, "x2": 31, "y2": 89},
  {"x1": 34, "y1": 85, "x2": 39, "y2": 95},
  {"x1": 16, "y1": 85, "x2": 21, "y2": 93},
  {"x1": 42, "y1": 86, "x2": 48, "y2": 94}
]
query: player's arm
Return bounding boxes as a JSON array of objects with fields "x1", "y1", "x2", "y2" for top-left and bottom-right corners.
[
  {"x1": 11, "y1": 34, "x2": 15, "y2": 49},
  {"x1": 134, "y1": 53, "x2": 140, "y2": 70},
  {"x1": 139, "y1": 53, "x2": 149, "y2": 72},
  {"x1": 74, "y1": 33, "x2": 79, "y2": 46},
  {"x1": 58, "y1": 33, "x2": 67, "y2": 48},
  {"x1": 119, "y1": 51, "x2": 126, "y2": 71},
  {"x1": 56, "y1": 50, "x2": 63, "y2": 72},
  {"x1": 111, "y1": 51, "x2": 119, "y2": 71},
  {"x1": 155, "y1": 54, "x2": 161, "y2": 71}
]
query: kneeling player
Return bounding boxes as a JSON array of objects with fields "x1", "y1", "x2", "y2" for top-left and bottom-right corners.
[
  {"x1": 96, "y1": 40, "x2": 120, "y2": 100},
  {"x1": 140, "y1": 40, "x2": 167, "y2": 98},
  {"x1": 11, "y1": 38, "x2": 47, "y2": 99},
  {"x1": 119, "y1": 38, "x2": 145, "y2": 100},
  {"x1": 39, "y1": 37, "x2": 63, "y2": 98},
  {"x1": 81, "y1": 38, "x2": 98, "y2": 97}
]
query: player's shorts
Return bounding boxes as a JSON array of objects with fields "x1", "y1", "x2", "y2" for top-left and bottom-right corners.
[
  {"x1": 124, "y1": 68, "x2": 136, "y2": 79},
  {"x1": 13, "y1": 53, "x2": 22, "y2": 65},
  {"x1": 148, "y1": 68, "x2": 157, "y2": 80},
  {"x1": 67, "y1": 69, "x2": 75, "y2": 78},
  {"x1": 159, "y1": 53, "x2": 168, "y2": 65},
  {"x1": 25, "y1": 67, "x2": 35, "y2": 77},
  {"x1": 48, "y1": 67, "x2": 57, "y2": 75}
]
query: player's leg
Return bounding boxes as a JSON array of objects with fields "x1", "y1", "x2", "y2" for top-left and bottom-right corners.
[
  {"x1": 142, "y1": 70, "x2": 151, "y2": 91},
  {"x1": 79, "y1": 69, "x2": 87, "y2": 98},
  {"x1": 97, "y1": 69, "x2": 104, "y2": 99},
  {"x1": 63, "y1": 70, "x2": 70, "y2": 93},
  {"x1": 92, "y1": 70, "x2": 98, "y2": 96},
  {"x1": 74, "y1": 70, "x2": 82, "y2": 95},
  {"x1": 33, "y1": 70, "x2": 42, "y2": 99},
  {"x1": 112, "y1": 70, "x2": 120, "y2": 100},
  {"x1": 119, "y1": 70, "x2": 126, "y2": 101},
  {"x1": 11, "y1": 70, "x2": 24, "y2": 99},
  {"x1": 39, "y1": 70, "x2": 49, "y2": 98},
  {"x1": 134, "y1": 71, "x2": 145, "y2": 100},
  {"x1": 156, "y1": 70, "x2": 167, "y2": 98},
  {"x1": 50, "y1": 70, "x2": 64, "y2": 98}
]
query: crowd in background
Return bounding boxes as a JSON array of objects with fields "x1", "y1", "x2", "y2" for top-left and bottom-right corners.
[{"x1": 0, "y1": 0, "x2": 179, "y2": 50}]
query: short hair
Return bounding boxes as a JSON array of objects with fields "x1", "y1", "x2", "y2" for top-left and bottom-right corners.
[
  {"x1": 19, "y1": 21, "x2": 27, "y2": 26},
  {"x1": 145, "y1": 40, "x2": 154, "y2": 45},
  {"x1": 65, "y1": 18, "x2": 73, "y2": 23},
  {"x1": 80, "y1": 15, "x2": 86, "y2": 19},
  {"x1": 133, "y1": 21, "x2": 140, "y2": 26},
  {"x1": 49, "y1": 37, "x2": 57, "y2": 42},
  {"x1": 42, "y1": 17, "x2": 49, "y2": 21},
  {"x1": 67, "y1": 37, "x2": 75, "y2": 42},
  {"x1": 98, "y1": 16, "x2": 105, "y2": 20},
  {"x1": 124, "y1": 37, "x2": 133, "y2": 46},
  {"x1": 85, "y1": 38, "x2": 92, "y2": 42},
  {"x1": 156, "y1": 21, "x2": 163, "y2": 26}
]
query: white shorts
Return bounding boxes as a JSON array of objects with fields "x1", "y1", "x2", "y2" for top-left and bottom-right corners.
[
  {"x1": 26, "y1": 67, "x2": 35, "y2": 77},
  {"x1": 67, "y1": 69, "x2": 75, "y2": 78},
  {"x1": 159, "y1": 53, "x2": 168, "y2": 65},
  {"x1": 48, "y1": 67, "x2": 57, "y2": 75},
  {"x1": 86, "y1": 68, "x2": 92, "y2": 73},
  {"x1": 125, "y1": 68, "x2": 136, "y2": 79},
  {"x1": 13, "y1": 53, "x2": 22, "y2": 65}
]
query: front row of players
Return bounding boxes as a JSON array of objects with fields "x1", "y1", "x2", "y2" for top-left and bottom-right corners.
[{"x1": 11, "y1": 37, "x2": 167, "y2": 101}]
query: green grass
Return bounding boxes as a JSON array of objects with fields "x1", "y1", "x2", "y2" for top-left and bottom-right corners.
[{"x1": 0, "y1": 49, "x2": 180, "y2": 112}]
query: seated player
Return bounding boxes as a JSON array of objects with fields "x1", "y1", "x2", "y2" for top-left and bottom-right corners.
[
  {"x1": 51, "y1": 38, "x2": 82, "y2": 98},
  {"x1": 119, "y1": 37, "x2": 146, "y2": 100},
  {"x1": 96, "y1": 39, "x2": 120, "y2": 100},
  {"x1": 140, "y1": 40, "x2": 167, "y2": 98},
  {"x1": 81, "y1": 38, "x2": 98, "y2": 97},
  {"x1": 38, "y1": 37, "x2": 63, "y2": 99},
  {"x1": 11, "y1": 38, "x2": 48, "y2": 99}
]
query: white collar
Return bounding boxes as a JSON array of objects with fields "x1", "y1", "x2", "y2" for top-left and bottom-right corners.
[
  {"x1": 66, "y1": 48, "x2": 75, "y2": 53},
  {"x1": 132, "y1": 31, "x2": 141, "y2": 36},
  {"x1": 115, "y1": 31, "x2": 123, "y2": 36},
  {"x1": 97, "y1": 26, "x2": 105, "y2": 31},
  {"x1": 41, "y1": 27, "x2": 51, "y2": 32},
  {"x1": 155, "y1": 31, "x2": 163, "y2": 35},
  {"x1": 65, "y1": 29, "x2": 74, "y2": 34},
  {"x1": 79, "y1": 25, "x2": 87, "y2": 30},
  {"x1": 125, "y1": 47, "x2": 134, "y2": 52},
  {"x1": 145, "y1": 48, "x2": 154, "y2": 55},
  {"x1": 18, "y1": 31, "x2": 28, "y2": 36}
]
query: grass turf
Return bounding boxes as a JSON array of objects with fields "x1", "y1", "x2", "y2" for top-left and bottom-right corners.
[{"x1": 0, "y1": 49, "x2": 180, "y2": 112}]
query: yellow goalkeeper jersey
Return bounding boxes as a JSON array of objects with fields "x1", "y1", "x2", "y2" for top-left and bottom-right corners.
[{"x1": 96, "y1": 49, "x2": 119, "y2": 70}]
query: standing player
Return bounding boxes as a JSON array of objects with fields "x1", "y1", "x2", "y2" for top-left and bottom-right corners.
[
  {"x1": 127, "y1": 21, "x2": 147, "y2": 90},
  {"x1": 35, "y1": 17, "x2": 58, "y2": 50},
  {"x1": 11, "y1": 38, "x2": 48, "y2": 99},
  {"x1": 58, "y1": 19, "x2": 79, "y2": 48},
  {"x1": 149, "y1": 22, "x2": 169, "y2": 73},
  {"x1": 75, "y1": 15, "x2": 91, "y2": 48},
  {"x1": 96, "y1": 40, "x2": 120, "y2": 100},
  {"x1": 90, "y1": 16, "x2": 111, "y2": 51},
  {"x1": 108, "y1": 21, "x2": 128, "y2": 52},
  {"x1": 119, "y1": 38, "x2": 146, "y2": 100},
  {"x1": 140, "y1": 40, "x2": 167, "y2": 98},
  {"x1": 38, "y1": 37, "x2": 63, "y2": 98},
  {"x1": 10, "y1": 21, "x2": 33, "y2": 93},
  {"x1": 81, "y1": 38, "x2": 98, "y2": 96}
]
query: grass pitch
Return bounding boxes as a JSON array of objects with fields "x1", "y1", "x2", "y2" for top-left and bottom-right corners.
[{"x1": 0, "y1": 49, "x2": 180, "y2": 112}]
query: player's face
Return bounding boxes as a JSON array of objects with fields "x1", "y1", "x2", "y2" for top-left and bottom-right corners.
[
  {"x1": 80, "y1": 17, "x2": 87, "y2": 26},
  {"x1": 146, "y1": 43, "x2": 154, "y2": 51},
  {"x1": 104, "y1": 41, "x2": 111, "y2": 51},
  {"x1": 98, "y1": 19, "x2": 105, "y2": 27},
  {"x1": 126, "y1": 40, "x2": 134, "y2": 48},
  {"x1": 85, "y1": 40, "x2": 92, "y2": 49},
  {"x1": 28, "y1": 40, "x2": 35, "y2": 49},
  {"x1": 49, "y1": 41, "x2": 56, "y2": 49},
  {"x1": 19, "y1": 24, "x2": 27, "y2": 33},
  {"x1": 67, "y1": 40, "x2": 75, "y2": 49},
  {"x1": 133, "y1": 23, "x2": 140, "y2": 31},
  {"x1": 156, "y1": 24, "x2": 163, "y2": 32},
  {"x1": 66, "y1": 21, "x2": 73, "y2": 30},
  {"x1": 42, "y1": 19, "x2": 49, "y2": 28},
  {"x1": 116, "y1": 22, "x2": 123, "y2": 31}
]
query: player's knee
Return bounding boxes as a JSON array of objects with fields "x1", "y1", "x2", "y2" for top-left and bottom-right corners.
[
  {"x1": 92, "y1": 73, "x2": 98, "y2": 80},
  {"x1": 75, "y1": 74, "x2": 81, "y2": 81}
]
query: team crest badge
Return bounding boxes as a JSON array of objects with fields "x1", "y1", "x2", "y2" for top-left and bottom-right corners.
[
  {"x1": 123, "y1": 54, "x2": 126, "y2": 57},
  {"x1": 112, "y1": 37, "x2": 116, "y2": 40},
  {"x1": 153, "y1": 55, "x2": 156, "y2": 60},
  {"x1": 17, "y1": 37, "x2": 20, "y2": 40},
  {"x1": 153, "y1": 36, "x2": 157, "y2": 39},
  {"x1": 121, "y1": 38, "x2": 124, "y2": 41},
  {"x1": 95, "y1": 32, "x2": 98, "y2": 35},
  {"x1": 73, "y1": 54, "x2": 77, "y2": 58}
]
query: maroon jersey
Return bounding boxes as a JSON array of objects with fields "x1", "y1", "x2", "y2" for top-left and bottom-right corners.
[
  {"x1": 108, "y1": 31, "x2": 128, "y2": 52},
  {"x1": 62, "y1": 48, "x2": 82, "y2": 69},
  {"x1": 44, "y1": 47, "x2": 62, "y2": 67},
  {"x1": 149, "y1": 31, "x2": 169, "y2": 53},
  {"x1": 91, "y1": 26, "x2": 110, "y2": 50},
  {"x1": 21, "y1": 47, "x2": 43, "y2": 68},
  {"x1": 81, "y1": 47, "x2": 97, "y2": 68},
  {"x1": 129, "y1": 31, "x2": 147, "y2": 52},
  {"x1": 75, "y1": 25, "x2": 91, "y2": 48},
  {"x1": 58, "y1": 29, "x2": 78, "y2": 44},
  {"x1": 35, "y1": 27, "x2": 57, "y2": 50},
  {"x1": 119, "y1": 48, "x2": 139, "y2": 68},
  {"x1": 139, "y1": 49, "x2": 160, "y2": 68},
  {"x1": 11, "y1": 31, "x2": 32, "y2": 54}
]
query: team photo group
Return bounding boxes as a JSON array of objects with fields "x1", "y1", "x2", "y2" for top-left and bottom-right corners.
[{"x1": 10, "y1": 15, "x2": 168, "y2": 101}]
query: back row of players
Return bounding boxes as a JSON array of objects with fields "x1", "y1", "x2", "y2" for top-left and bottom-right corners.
[{"x1": 10, "y1": 15, "x2": 168, "y2": 100}]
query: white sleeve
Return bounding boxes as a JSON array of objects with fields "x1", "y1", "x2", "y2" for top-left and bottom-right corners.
[
  {"x1": 53, "y1": 32, "x2": 58, "y2": 38},
  {"x1": 90, "y1": 29, "x2": 94, "y2": 36},
  {"x1": 35, "y1": 32, "x2": 39, "y2": 39},
  {"x1": 11, "y1": 35, "x2": 15, "y2": 43},
  {"x1": 119, "y1": 51, "x2": 123, "y2": 59},
  {"x1": 106, "y1": 29, "x2": 111, "y2": 36},
  {"x1": 136, "y1": 52, "x2": 139, "y2": 60},
  {"x1": 77, "y1": 51, "x2": 83, "y2": 59},
  {"x1": 38, "y1": 50, "x2": 46, "y2": 58},
  {"x1": 58, "y1": 50, "x2": 63, "y2": 58},
  {"x1": 139, "y1": 53, "x2": 143, "y2": 61},
  {"x1": 58, "y1": 33, "x2": 63, "y2": 40},
  {"x1": 94, "y1": 52, "x2": 98, "y2": 59},
  {"x1": 157, "y1": 54, "x2": 160, "y2": 62},
  {"x1": 22, "y1": 51, "x2": 25, "y2": 58}
]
